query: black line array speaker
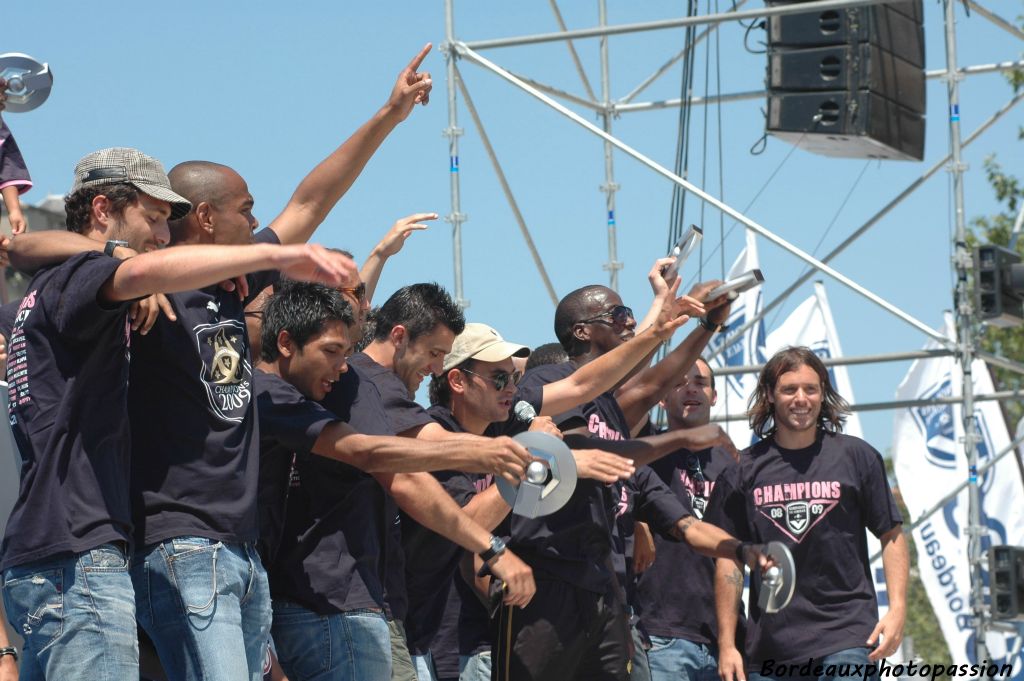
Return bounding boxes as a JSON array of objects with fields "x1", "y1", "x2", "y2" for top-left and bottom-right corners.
[{"x1": 765, "y1": 1, "x2": 926, "y2": 161}]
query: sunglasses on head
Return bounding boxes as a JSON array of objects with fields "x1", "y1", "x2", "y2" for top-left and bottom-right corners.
[
  {"x1": 461, "y1": 368, "x2": 521, "y2": 392},
  {"x1": 577, "y1": 305, "x2": 635, "y2": 329},
  {"x1": 338, "y1": 282, "x2": 367, "y2": 304}
]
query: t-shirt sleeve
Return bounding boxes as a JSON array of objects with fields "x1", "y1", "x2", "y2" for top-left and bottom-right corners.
[
  {"x1": 52, "y1": 253, "x2": 127, "y2": 341},
  {"x1": 256, "y1": 373, "x2": 336, "y2": 453},
  {"x1": 0, "y1": 300, "x2": 21, "y2": 341},
  {"x1": 0, "y1": 123, "x2": 32, "y2": 194},
  {"x1": 245, "y1": 228, "x2": 282, "y2": 304},
  {"x1": 632, "y1": 466, "x2": 691, "y2": 539},
  {"x1": 518, "y1": 364, "x2": 586, "y2": 431},
  {"x1": 703, "y1": 463, "x2": 751, "y2": 541},
  {"x1": 435, "y1": 470, "x2": 482, "y2": 508},
  {"x1": 379, "y1": 377, "x2": 433, "y2": 435},
  {"x1": 857, "y1": 441, "x2": 904, "y2": 538}
]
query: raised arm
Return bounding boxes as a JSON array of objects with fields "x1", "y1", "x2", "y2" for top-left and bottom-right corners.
[
  {"x1": 539, "y1": 282, "x2": 697, "y2": 416},
  {"x1": 360, "y1": 212, "x2": 434, "y2": 303},
  {"x1": 269, "y1": 45, "x2": 434, "y2": 245},
  {"x1": 616, "y1": 280, "x2": 730, "y2": 429}
]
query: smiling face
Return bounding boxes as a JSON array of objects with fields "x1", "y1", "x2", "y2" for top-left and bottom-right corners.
[
  {"x1": 576, "y1": 288, "x2": 636, "y2": 356},
  {"x1": 393, "y1": 323, "x2": 456, "y2": 395},
  {"x1": 664, "y1": 359, "x2": 717, "y2": 429},
  {"x1": 107, "y1": 192, "x2": 172, "y2": 252},
  {"x1": 769, "y1": 363, "x2": 823, "y2": 442},
  {"x1": 286, "y1": 320, "x2": 352, "y2": 401}
]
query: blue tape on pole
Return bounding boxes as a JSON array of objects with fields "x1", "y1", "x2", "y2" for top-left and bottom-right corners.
[
  {"x1": 450, "y1": 156, "x2": 459, "y2": 172},
  {"x1": 607, "y1": 210, "x2": 615, "y2": 226},
  {"x1": 950, "y1": 104, "x2": 960, "y2": 122}
]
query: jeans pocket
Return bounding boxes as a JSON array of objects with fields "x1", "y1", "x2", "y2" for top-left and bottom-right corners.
[
  {"x1": 165, "y1": 541, "x2": 222, "y2": 615},
  {"x1": 272, "y1": 610, "x2": 331, "y2": 680},
  {"x1": 83, "y1": 544, "x2": 129, "y2": 572},
  {"x1": 647, "y1": 635, "x2": 675, "y2": 653},
  {"x1": 3, "y1": 568, "x2": 64, "y2": 652}
]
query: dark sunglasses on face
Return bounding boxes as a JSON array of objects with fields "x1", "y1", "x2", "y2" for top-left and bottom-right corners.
[
  {"x1": 461, "y1": 368, "x2": 521, "y2": 392},
  {"x1": 577, "y1": 305, "x2": 635, "y2": 329},
  {"x1": 339, "y1": 282, "x2": 367, "y2": 303}
]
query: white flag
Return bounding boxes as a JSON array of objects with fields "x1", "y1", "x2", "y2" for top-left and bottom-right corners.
[
  {"x1": 707, "y1": 230, "x2": 766, "y2": 447},
  {"x1": 893, "y1": 313, "x2": 1024, "y2": 673}
]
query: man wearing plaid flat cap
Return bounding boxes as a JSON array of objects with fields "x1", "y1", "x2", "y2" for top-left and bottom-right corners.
[{"x1": 0, "y1": 147, "x2": 354, "y2": 681}]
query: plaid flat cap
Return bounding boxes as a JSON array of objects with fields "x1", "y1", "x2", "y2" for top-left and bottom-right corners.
[{"x1": 72, "y1": 147, "x2": 192, "y2": 220}]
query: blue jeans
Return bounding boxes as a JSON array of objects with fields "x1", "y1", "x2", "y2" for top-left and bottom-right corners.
[
  {"x1": 132, "y1": 536, "x2": 271, "y2": 681},
  {"x1": 749, "y1": 647, "x2": 877, "y2": 681},
  {"x1": 414, "y1": 651, "x2": 439, "y2": 681},
  {"x1": 2, "y1": 543, "x2": 138, "y2": 681},
  {"x1": 271, "y1": 601, "x2": 391, "y2": 681},
  {"x1": 648, "y1": 637, "x2": 718, "y2": 681},
  {"x1": 458, "y1": 651, "x2": 491, "y2": 681}
]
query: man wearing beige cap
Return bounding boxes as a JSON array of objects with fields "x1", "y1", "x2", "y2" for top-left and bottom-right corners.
[
  {"x1": 404, "y1": 315, "x2": 699, "y2": 681},
  {"x1": 0, "y1": 148, "x2": 354, "y2": 681}
]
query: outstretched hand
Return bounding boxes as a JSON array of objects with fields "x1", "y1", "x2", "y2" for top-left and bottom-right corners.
[
  {"x1": 375, "y1": 213, "x2": 435, "y2": 258},
  {"x1": 275, "y1": 244, "x2": 357, "y2": 287},
  {"x1": 386, "y1": 43, "x2": 433, "y2": 121}
]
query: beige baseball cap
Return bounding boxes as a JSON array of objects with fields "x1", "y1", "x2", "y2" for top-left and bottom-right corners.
[{"x1": 443, "y1": 323, "x2": 530, "y2": 372}]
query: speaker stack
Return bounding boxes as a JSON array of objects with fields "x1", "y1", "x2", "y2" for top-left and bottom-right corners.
[{"x1": 765, "y1": 1, "x2": 926, "y2": 161}]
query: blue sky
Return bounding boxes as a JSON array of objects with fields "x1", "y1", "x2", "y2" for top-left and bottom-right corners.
[{"x1": 5, "y1": 1, "x2": 1023, "y2": 452}]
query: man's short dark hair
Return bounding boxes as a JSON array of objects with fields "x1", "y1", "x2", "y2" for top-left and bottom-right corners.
[
  {"x1": 554, "y1": 285, "x2": 606, "y2": 358},
  {"x1": 261, "y1": 281, "x2": 354, "y2": 362},
  {"x1": 428, "y1": 358, "x2": 476, "y2": 408},
  {"x1": 64, "y1": 183, "x2": 139, "y2": 234},
  {"x1": 525, "y1": 342, "x2": 569, "y2": 372},
  {"x1": 696, "y1": 356, "x2": 716, "y2": 392},
  {"x1": 372, "y1": 283, "x2": 465, "y2": 343}
]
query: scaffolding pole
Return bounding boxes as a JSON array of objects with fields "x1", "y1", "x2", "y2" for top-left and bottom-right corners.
[
  {"x1": 443, "y1": 0, "x2": 469, "y2": 309},
  {"x1": 942, "y1": 0, "x2": 988, "y2": 663},
  {"x1": 599, "y1": 0, "x2": 623, "y2": 290}
]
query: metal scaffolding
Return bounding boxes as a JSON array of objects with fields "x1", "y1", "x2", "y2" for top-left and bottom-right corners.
[{"x1": 440, "y1": 0, "x2": 1024, "y2": 663}]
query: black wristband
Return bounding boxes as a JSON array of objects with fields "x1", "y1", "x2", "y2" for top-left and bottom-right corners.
[{"x1": 699, "y1": 316, "x2": 725, "y2": 333}]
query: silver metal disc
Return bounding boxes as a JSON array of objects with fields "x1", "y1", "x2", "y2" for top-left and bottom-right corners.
[
  {"x1": 1, "y1": 53, "x2": 53, "y2": 113},
  {"x1": 495, "y1": 431, "x2": 577, "y2": 518}
]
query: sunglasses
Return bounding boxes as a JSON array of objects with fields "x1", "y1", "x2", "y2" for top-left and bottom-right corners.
[
  {"x1": 577, "y1": 305, "x2": 635, "y2": 330},
  {"x1": 339, "y1": 282, "x2": 367, "y2": 304},
  {"x1": 461, "y1": 368, "x2": 521, "y2": 392}
]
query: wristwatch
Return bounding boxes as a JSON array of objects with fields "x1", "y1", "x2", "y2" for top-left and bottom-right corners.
[
  {"x1": 699, "y1": 316, "x2": 726, "y2": 333},
  {"x1": 479, "y1": 535, "x2": 507, "y2": 563},
  {"x1": 104, "y1": 239, "x2": 130, "y2": 257},
  {"x1": 0, "y1": 646, "x2": 18, "y2": 662}
]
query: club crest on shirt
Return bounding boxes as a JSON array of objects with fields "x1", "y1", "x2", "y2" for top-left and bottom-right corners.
[
  {"x1": 753, "y1": 480, "x2": 841, "y2": 543},
  {"x1": 193, "y1": 320, "x2": 252, "y2": 423}
]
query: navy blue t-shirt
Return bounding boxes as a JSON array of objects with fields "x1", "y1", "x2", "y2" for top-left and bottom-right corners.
[
  {"x1": 611, "y1": 465, "x2": 690, "y2": 611},
  {"x1": 501, "y1": 362, "x2": 627, "y2": 594},
  {"x1": 346, "y1": 351, "x2": 434, "y2": 621},
  {"x1": 637, "y1": 446, "x2": 740, "y2": 644},
  {"x1": 256, "y1": 367, "x2": 391, "y2": 614},
  {"x1": 402, "y1": 405, "x2": 492, "y2": 658},
  {"x1": 1, "y1": 252, "x2": 130, "y2": 570},
  {"x1": 704, "y1": 431, "x2": 903, "y2": 667},
  {"x1": 128, "y1": 228, "x2": 280, "y2": 546}
]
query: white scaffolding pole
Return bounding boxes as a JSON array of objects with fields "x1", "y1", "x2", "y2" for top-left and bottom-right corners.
[{"x1": 443, "y1": 0, "x2": 469, "y2": 309}]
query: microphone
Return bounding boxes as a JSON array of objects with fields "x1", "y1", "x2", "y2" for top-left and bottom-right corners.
[{"x1": 514, "y1": 401, "x2": 536, "y2": 424}]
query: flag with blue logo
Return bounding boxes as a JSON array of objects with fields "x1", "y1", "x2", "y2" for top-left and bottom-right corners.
[{"x1": 893, "y1": 314, "x2": 1024, "y2": 674}]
